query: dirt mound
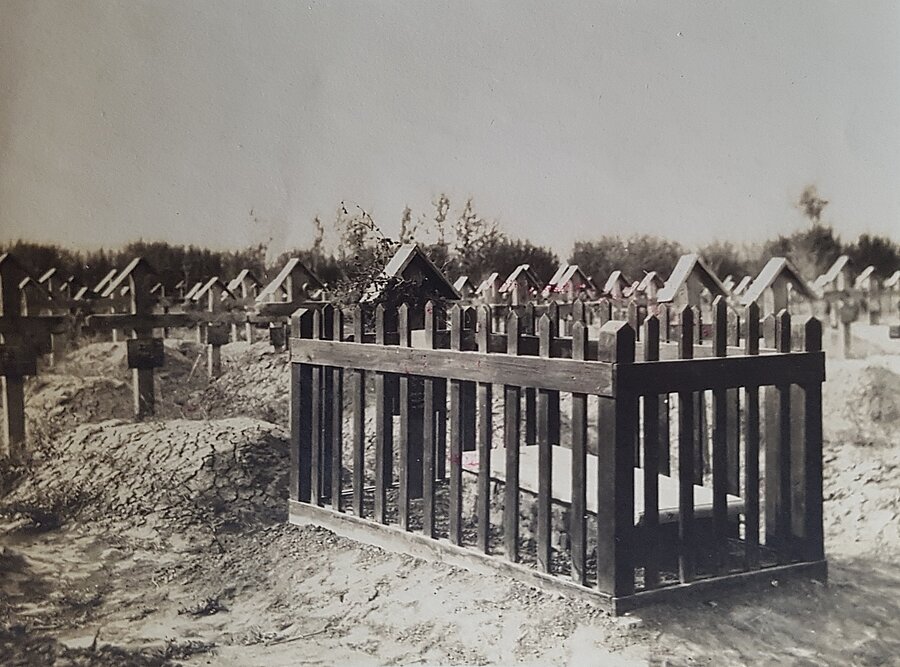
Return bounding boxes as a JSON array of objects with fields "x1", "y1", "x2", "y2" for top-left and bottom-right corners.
[
  {"x1": 823, "y1": 439, "x2": 900, "y2": 560},
  {"x1": 824, "y1": 358, "x2": 900, "y2": 446},
  {"x1": 22, "y1": 341, "x2": 291, "y2": 441},
  {"x1": 2, "y1": 419, "x2": 289, "y2": 542},
  {"x1": 58, "y1": 340, "x2": 199, "y2": 381},
  {"x1": 25, "y1": 375, "x2": 132, "y2": 442}
]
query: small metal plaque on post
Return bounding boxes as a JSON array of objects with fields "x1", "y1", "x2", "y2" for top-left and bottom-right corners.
[
  {"x1": 206, "y1": 323, "x2": 230, "y2": 346},
  {"x1": 127, "y1": 338, "x2": 165, "y2": 369},
  {"x1": 0, "y1": 344, "x2": 38, "y2": 377}
]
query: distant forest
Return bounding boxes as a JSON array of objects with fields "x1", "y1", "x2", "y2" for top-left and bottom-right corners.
[{"x1": 2, "y1": 189, "x2": 898, "y2": 293}]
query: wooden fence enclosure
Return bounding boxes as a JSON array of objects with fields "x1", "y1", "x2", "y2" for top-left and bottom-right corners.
[{"x1": 288, "y1": 298, "x2": 827, "y2": 613}]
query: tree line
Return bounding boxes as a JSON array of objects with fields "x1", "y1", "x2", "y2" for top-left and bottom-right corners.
[{"x1": 2, "y1": 187, "x2": 898, "y2": 295}]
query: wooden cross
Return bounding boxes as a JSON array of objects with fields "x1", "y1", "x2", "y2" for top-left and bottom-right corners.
[
  {"x1": 191, "y1": 277, "x2": 236, "y2": 378},
  {"x1": 86, "y1": 258, "x2": 196, "y2": 419},
  {"x1": 227, "y1": 269, "x2": 263, "y2": 342},
  {"x1": 254, "y1": 259, "x2": 329, "y2": 352},
  {"x1": 0, "y1": 254, "x2": 68, "y2": 457}
]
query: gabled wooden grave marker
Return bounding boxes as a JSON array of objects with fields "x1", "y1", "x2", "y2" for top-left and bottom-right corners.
[
  {"x1": 0, "y1": 254, "x2": 68, "y2": 457},
  {"x1": 19, "y1": 274, "x2": 70, "y2": 364},
  {"x1": 500, "y1": 264, "x2": 543, "y2": 307},
  {"x1": 362, "y1": 245, "x2": 460, "y2": 499},
  {"x1": 256, "y1": 258, "x2": 326, "y2": 350},
  {"x1": 854, "y1": 266, "x2": 881, "y2": 324},
  {"x1": 476, "y1": 271, "x2": 503, "y2": 306},
  {"x1": 742, "y1": 257, "x2": 817, "y2": 315},
  {"x1": 192, "y1": 277, "x2": 236, "y2": 378},
  {"x1": 657, "y1": 254, "x2": 731, "y2": 483},
  {"x1": 452, "y1": 275, "x2": 476, "y2": 300},
  {"x1": 228, "y1": 269, "x2": 263, "y2": 342},
  {"x1": 86, "y1": 258, "x2": 198, "y2": 418},
  {"x1": 542, "y1": 263, "x2": 596, "y2": 301}
]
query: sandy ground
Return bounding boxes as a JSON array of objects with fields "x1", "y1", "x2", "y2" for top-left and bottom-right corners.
[{"x1": 1, "y1": 324, "x2": 899, "y2": 666}]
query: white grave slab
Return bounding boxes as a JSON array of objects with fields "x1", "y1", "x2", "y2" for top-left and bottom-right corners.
[{"x1": 462, "y1": 444, "x2": 743, "y2": 525}]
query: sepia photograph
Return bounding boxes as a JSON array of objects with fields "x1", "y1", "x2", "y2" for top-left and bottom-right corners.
[{"x1": 1, "y1": 1, "x2": 898, "y2": 665}]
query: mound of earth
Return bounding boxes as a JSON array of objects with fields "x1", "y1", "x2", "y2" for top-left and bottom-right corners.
[
  {"x1": 824, "y1": 357, "x2": 900, "y2": 446},
  {"x1": 2, "y1": 418, "x2": 289, "y2": 543},
  {"x1": 22, "y1": 340, "x2": 292, "y2": 441}
]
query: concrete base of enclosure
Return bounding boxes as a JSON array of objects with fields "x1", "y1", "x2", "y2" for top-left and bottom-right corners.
[{"x1": 288, "y1": 499, "x2": 828, "y2": 616}]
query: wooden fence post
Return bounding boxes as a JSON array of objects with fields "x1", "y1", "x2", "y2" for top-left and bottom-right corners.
[
  {"x1": 290, "y1": 308, "x2": 314, "y2": 503},
  {"x1": 802, "y1": 316, "x2": 825, "y2": 562},
  {"x1": 596, "y1": 320, "x2": 636, "y2": 597}
]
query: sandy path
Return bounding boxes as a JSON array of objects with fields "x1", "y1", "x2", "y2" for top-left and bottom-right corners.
[{"x1": 1, "y1": 334, "x2": 899, "y2": 665}]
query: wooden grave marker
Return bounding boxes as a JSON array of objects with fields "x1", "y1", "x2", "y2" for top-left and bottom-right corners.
[
  {"x1": 742, "y1": 257, "x2": 816, "y2": 316},
  {"x1": 86, "y1": 258, "x2": 198, "y2": 418},
  {"x1": 191, "y1": 277, "x2": 237, "y2": 378},
  {"x1": 227, "y1": 269, "x2": 263, "y2": 341},
  {"x1": 542, "y1": 263, "x2": 596, "y2": 301},
  {"x1": 500, "y1": 264, "x2": 543, "y2": 307},
  {"x1": 255, "y1": 258, "x2": 326, "y2": 350},
  {"x1": 452, "y1": 275, "x2": 476, "y2": 300},
  {"x1": 0, "y1": 254, "x2": 69, "y2": 457},
  {"x1": 657, "y1": 253, "x2": 731, "y2": 483}
]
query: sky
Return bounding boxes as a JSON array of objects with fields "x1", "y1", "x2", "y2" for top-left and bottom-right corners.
[{"x1": 1, "y1": 1, "x2": 898, "y2": 260}]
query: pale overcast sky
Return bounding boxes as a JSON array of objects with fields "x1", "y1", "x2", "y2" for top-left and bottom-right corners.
[{"x1": 1, "y1": 1, "x2": 898, "y2": 258}]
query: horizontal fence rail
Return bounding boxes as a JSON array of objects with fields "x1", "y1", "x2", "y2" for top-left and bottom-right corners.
[{"x1": 289, "y1": 297, "x2": 826, "y2": 613}]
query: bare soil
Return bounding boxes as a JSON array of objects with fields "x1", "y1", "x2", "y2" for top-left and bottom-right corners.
[{"x1": 2, "y1": 324, "x2": 899, "y2": 666}]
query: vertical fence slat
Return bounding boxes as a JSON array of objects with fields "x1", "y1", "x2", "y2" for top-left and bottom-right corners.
[
  {"x1": 398, "y1": 304, "x2": 412, "y2": 531},
  {"x1": 774, "y1": 310, "x2": 792, "y2": 561},
  {"x1": 537, "y1": 314, "x2": 554, "y2": 573},
  {"x1": 789, "y1": 322, "x2": 807, "y2": 555},
  {"x1": 677, "y1": 305, "x2": 696, "y2": 582},
  {"x1": 546, "y1": 305, "x2": 561, "y2": 458},
  {"x1": 330, "y1": 308, "x2": 345, "y2": 510},
  {"x1": 309, "y1": 309, "x2": 324, "y2": 507},
  {"x1": 504, "y1": 311, "x2": 522, "y2": 562},
  {"x1": 462, "y1": 308, "x2": 478, "y2": 454},
  {"x1": 641, "y1": 315, "x2": 661, "y2": 589},
  {"x1": 802, "y1": 317, "x2": 825, "y2": 562},
  {"x1": 351, "y1": 306, "x2": 365, "y2": 518},
  {"x1": 290, "y1": 308, "x2": 314, "y2": 503},
  {"x1": 477, "y1": 305, "x2": 493, "y2": 553},
  {"x1": 374, "y1": 305, "x2": 393, "y2": 524},
  {"x1": 711, "y1": 296, "x2": 729, "y2": 573},
  {"x1": 744, "y1": 302, "x2": 761, "y2": 570},
  {"x1": 596, "y1": 321, "x2": 636, "y2": 597},
  {"x1": 597, "y1": 297, "x2": 611, "y2": 327},
  {"x1": 523, "y1": 305, "x2": 537, "y2": 448},
  {"x1": 659, "y1": 300, "x2": 671, "y2": 476},
  {"x1": 726, "y1": 309, "x2": 741, "y2": 495},
  {"x1": 422, "y1": 301, "x2": 437, "y2": 538},
  {"x1": 448, "y1": 305, "x2": 464, "y2": 545},
  {"x1": 321, "y1": 305, "x2": 335, "y2": 501},
  {"x1": 434, "y1": 304, "x2": 447, "y2": 481},
  {"x1": 570, "y1": 320, "x2": 588, "y2": 586}
]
